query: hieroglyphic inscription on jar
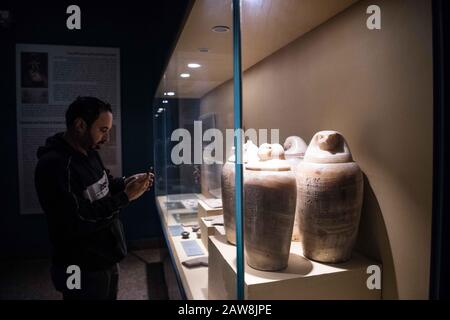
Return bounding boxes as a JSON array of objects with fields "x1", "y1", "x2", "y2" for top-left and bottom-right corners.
[
  {"x1": 297, "y1": 131, "x2": 363, "y2": 263},
  {"x1": 244, "y1": 144, "x2": 297, "y2": 271}
]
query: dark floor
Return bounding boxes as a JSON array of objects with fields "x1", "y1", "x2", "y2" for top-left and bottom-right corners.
[{"x1": 0, "y1": 249, "x2": 182, "y2": 300}]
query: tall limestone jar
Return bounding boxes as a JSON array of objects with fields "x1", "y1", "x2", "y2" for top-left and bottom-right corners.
[
  {"x1": 221, "y1": 140, "x2": 259, "y2": 245},
  {"x1": 296, "y1": 131, "x2": 363, "y2": 263},
  {"x1": 283, "y1": 136, "x2": 308, "y2": 241},
  {"x1": 244, "y1": 144, "x2": 297, "y2": 271}
]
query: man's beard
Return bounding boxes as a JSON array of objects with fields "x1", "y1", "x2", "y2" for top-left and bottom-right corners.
[
  {"x1": 93, "y1": 139, "x2": 106, "y2": 150},
  {"x1": 80, "y1": 132, "x2": 98, "y2": 150},
  {"x1": 92, "y1": 139, "x2": 104, "y2": 150}
]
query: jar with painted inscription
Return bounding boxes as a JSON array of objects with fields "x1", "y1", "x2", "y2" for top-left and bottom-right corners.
[
  {"x1": 283, "y1": 136, "x2": 308, "y2": 241},
  {"x1": 221, "y1": 140, "x2": 259, "y2": 245},
  {"x1": 244, "y1": 143, "x2": 297, "y2": 271}
]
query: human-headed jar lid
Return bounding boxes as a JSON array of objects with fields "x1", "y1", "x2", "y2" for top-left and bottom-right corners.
[
  {"x1": 304, "y1": 130, "x2": 353, "y2": 164},
  {"x1": 227, "y1": 140, "x2": 259, "y2": 163},
  {"x1": 283, "y1": 136, "x2": 308, "y2": 158},
  {"x1": 245, "y1": 143, "x2": 292, "y2": 171}
]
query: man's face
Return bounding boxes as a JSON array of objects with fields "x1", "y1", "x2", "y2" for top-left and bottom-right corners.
[{"x1": 83, "y1": 111, "x2": 113, "y2": 150}]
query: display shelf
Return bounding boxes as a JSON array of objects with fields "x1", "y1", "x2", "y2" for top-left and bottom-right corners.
[
  {"x1": 199, "y1": 216, "x2": 225, "y2": 251},
  {"x1": 197, "y1": 199, "x2": 223, "y2": 221},
  {"x1": 157, "y1": 194, "x2": 381, "y2": 300},
  {"x1": 208, "y1": 233, "x2": 382, "y2": 300},
  {"x1": 156, "y1": 195, "x2": 209, "y2": 300}
]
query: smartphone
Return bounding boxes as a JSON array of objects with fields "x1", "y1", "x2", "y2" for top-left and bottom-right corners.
[{"x1": 146, "y1": 166, "x2": 154, "y2": 191}]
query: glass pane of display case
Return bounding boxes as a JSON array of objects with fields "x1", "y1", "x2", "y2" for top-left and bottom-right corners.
[
  {"x1": 153, "y1": 0, "x2": 234, "y2": 299},
  {"x1": 237, "y1": 0, "x2": 433, "y2": 300}
]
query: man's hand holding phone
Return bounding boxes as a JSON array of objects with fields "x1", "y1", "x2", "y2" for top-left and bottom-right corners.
[{"x1": 124, "y1": 168, "x2": 155, "y2": 201}]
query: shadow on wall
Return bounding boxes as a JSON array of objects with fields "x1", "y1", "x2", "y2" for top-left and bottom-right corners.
[{"x1": 356, "y1": 173, "x2": 398, "y2": 299}]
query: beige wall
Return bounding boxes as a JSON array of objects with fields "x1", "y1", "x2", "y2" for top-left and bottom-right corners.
[
  {"x1": 200, "y1": 82, "x2": 234, "y2": 196},
  {"x1": 200, "y1": 0, "x2": 433, "y2": 299}
]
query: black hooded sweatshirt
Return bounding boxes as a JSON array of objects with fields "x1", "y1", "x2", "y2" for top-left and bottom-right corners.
[{"x1": 35, "y1": 132, "x2": 129, "y2": 271}]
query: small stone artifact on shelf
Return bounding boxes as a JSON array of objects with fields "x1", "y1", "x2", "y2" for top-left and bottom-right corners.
[{"x1": 181, "y1": 231, "x2": 190, "y2": 239}]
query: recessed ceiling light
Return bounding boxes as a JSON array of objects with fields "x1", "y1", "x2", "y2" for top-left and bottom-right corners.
[
  {"x1": 188, "y1": 63, "x2": 201, "y2": 69},
  {"x1": 167, "y1": 92, "x2": 175, "y2": 96},
  {"x1": 212, "y1": 25, "x2": 230, "y2": 33},
  {"x1": 180, "y1": 73, "x2": 190, "y2": 78},
  {"x1": 162, "y1": 100, "x2": 168, "y2": 104}
]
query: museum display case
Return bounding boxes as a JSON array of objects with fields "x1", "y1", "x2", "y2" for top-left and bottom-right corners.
[{"x1": 153, "y1": 0, "x2": 434, "y2": 300}]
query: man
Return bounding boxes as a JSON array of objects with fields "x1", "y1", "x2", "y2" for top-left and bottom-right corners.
[{"x1": 35, "y1": 96, "x2": 153, "y2": 300}]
